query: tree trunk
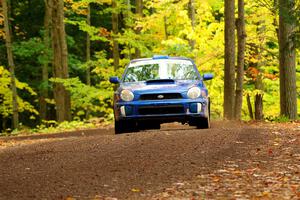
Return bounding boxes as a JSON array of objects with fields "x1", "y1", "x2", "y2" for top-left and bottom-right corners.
[
  {"x1": 246, "y1": 94, "x2": 254, "y2": 120},
  {"x1": 188, "y1": 0, "x2": 196, "y2": 49},
  {"x1": 278, "y1": 0, "x2": 297, "y2": 119},
  {"x1": 112, "y1": 0, "x2": 119, "y2": 71},
  {"x1": 255, "y1": 94, "x2": 263, "y2": 120},
  {"x1": 254, "y1": 74, "x2": 264, "y2": 120},
  {"x1": 234, "y1": 0, "x2": 246, "y2": 120},
  {"x1": 124, "y1": 0, "x2": 132, "y2": 60},
  {"x1": 51, "y1": 0, "x2": 71, "y2": 122},
  {"x1": 224, "y1": 0, "x2": 236, "y2": 120},
  {"x1": 2, "y1": 0, "x2": 19, "y2": 129},
  {"x1": 254, "y1": 21, "x2": 265, "y2": 121},
  {"x1": 2, "y1": 117, "x2": 6, "y2": 131},
  {"x1": 126, "y1": 0, "x2": 131, "y2": 23},
  {"x1": 86, "y1": 3, "x2": 91, "y2": 86},
  {"x1": 85, "y1": 3, "x2": 91, "y2": 119},
  {"x1": 272, "y1": 0, "x2": 279, "y2": 41},
  {"x1": 164, "y1": 16, "x2": 168, "y2": 40},
  {"x1": 40, "y1": 0, "x2": 52, "y2": 121},
  {"x1": 135, "y1": 0, "x2": 142, "y2": 58}
]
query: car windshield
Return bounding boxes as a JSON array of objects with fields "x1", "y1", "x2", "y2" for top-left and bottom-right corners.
[{"x1": 123, "y1": 59, "x2": 199, "y2": 82}]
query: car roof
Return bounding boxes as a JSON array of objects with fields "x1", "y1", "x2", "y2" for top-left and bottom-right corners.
[{"x1": 130, "y1": 56, "x2": 194, "y2": 64}]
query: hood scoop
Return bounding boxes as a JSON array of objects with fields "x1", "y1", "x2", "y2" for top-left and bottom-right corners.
[{"x1": 146, "y1": 79, "x2": 175, "y2": 85}]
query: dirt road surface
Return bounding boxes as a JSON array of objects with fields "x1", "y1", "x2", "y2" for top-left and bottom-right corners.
[{"x1": 0, "y1": 121, "x2": 299, "y2": 199}]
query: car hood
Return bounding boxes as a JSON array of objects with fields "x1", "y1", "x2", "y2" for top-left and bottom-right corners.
[{"x1": 119, "y1": 80, "x2": 203, "y2": 94}]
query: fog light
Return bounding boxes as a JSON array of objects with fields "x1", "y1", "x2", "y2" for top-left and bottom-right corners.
[
  {"x1": 120, "y1": 106, "x2": 126, "y2": 116},
  {"x1": 189, "y1": 103, "x2": 202, "y2": 113},
  {"x1": 120, "y1": 106, "x2": 133, "y2": 117}
]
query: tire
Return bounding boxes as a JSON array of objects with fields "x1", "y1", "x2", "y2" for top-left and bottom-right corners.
[
  {"x1": 114, "y1": 120, "x2": 123, "y2": 134},
  {"x1": 197, "y1": 100, "x2": 211, "y2": 129},
  {"x1": 190, "y1": 102, "x2": 211, "y2": 129},
  {"x1": 115, "y1": 120, "x2": 137, "y2": 134},
  {"x1": 152, "y1": 123, "x2": 161, "y2": 130},
  {"x1": 196, "y1": 116, "x2": 210, "y2": 129}
]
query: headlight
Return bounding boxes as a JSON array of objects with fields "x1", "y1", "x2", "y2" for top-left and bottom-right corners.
[
  {"x1": 120, "y1": 90, "x2": 134, "y2": 102},
  {"x1": 187, "y1": 87, "x2": 201, "y2": 99}
]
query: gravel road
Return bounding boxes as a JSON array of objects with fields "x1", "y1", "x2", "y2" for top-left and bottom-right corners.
[{"x1": 0, "y1": 121, "x2": 299, "y2": 199}]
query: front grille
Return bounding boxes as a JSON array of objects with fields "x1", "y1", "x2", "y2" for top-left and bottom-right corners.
[
  {"x1": 140, "y1": 93, "x2": 182, "y2": 100},
  {"x1": 138, "y1": 105, "x2": 184, "y2": 115}
]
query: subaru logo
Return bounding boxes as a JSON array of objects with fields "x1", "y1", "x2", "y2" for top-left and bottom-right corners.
[{"x1": 157, "y1": 95, "x2": 164, "y2": 99}]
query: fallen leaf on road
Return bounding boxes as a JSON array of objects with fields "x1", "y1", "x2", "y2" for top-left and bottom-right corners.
[
  {"x1": 65, "y1": 197, "x2": 75, "y2": 200},
  {"x1": 212, "y1": 176, "x2": 220, "y2": 182},
  {"x1": 235, "y1": 141, "x2": 244, "y2": 144},
  {"x1": 131, "y1": 188, "x2": 140, "y2": 192},
  {"x1": 268, "y1": 149, "x2": 273, "y2": 155}
]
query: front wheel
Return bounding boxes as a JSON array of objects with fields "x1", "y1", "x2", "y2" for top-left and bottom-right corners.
[
  {"x1": 197, "y1": 101, "x2": 211, "y2": 129},
  {"x1": 190, "y1": 104, "x2": 211, "y2": 129},
  {"x1": 196, "y1": 116, "x2": 210, "y2": 129}
]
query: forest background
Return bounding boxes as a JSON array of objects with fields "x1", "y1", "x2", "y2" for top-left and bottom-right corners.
[{"x1": 0, "y1": 0, "x2": 299, "y2": 134}]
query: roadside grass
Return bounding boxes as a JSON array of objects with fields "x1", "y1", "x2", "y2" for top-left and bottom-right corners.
[{"x1": 0, "y1": 118, "x2": 112, "y2": 137}]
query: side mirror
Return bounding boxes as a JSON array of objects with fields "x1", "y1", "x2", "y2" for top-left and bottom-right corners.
[
  {"x1": 109, "y1": 76, "x2": 120, "y2": 84},
  {"x1": 203, "y1": 73, "x2": 213, "y2": 81}
]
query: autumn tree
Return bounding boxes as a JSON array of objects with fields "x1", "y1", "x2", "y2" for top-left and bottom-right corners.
[
  {"x1": 123, "y1": 0, "x2": 133, "y2": 59},
  {"x1": 278, "y1": 0, "x2": 298, "y2": 119},
  {"x1": 51, "y1": 0, "x2": 71, "y2": 122},
  {"x1": 112, "y1": 0, "x2": 119, "y2": 71},
  {"x1": 188, "y1": 0, "x2": 196, "y2": 49},
  {"x1": 224, "y1": 0, "x2": 236, "y2": 120},
  {"x1": 2, "y1": 0, "x2": 19, "y2": 129},
  {"x1": 0, "y1": 0, "x2": 299, "y2": 132},
  {"x1": 234, "y1": 0, "x2": 246, "y2": 120},
  {"x1": 86, "y1": 3, "x2": 91, "y2": 86},
  {"x1": 40, "y1": 0, "x2": 52, "y2": 121},
  {"x1": 135, "y1": 0, "x2": 143, "y2": 58}
]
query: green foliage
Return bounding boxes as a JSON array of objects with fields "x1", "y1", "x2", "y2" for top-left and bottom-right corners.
[
  {"x1": 2, "y1": 120, "x2": 99, "y2": 136},
  {"x1": 265, "y1": 115, "x2": 293, "y2": 123},
  {"x1": 50, "y1": 76, "x2": 113, "y2": 120},
  {"x1": 65, "y1": 19, "x2": 109, "y2": 42},
  {"x1": 0, "y1": 66, "x2": 38, "y2": 119},
  {"x1": 30, "y1": 120, "x2": 97, "y2": 135},
  {"x1": 13, "y1": 37, "x2": 48, "y2": 64}
]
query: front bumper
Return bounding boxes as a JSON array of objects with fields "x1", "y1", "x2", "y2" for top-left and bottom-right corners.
[{"x1": 114, "y1": 98, "x2": 209, "y2": 122}]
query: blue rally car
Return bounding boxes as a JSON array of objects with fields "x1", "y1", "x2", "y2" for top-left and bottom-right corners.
[{"x1": 109, "y1": 55, "x2": 213, "y2": 134}]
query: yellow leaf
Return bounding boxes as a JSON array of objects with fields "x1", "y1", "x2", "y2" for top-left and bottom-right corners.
[
  {"x1": 262, "y1": 191, "x2": 270, "y2": 197},
  {"x1": 131, "y1": 188, "x2": 140, "y2": 192},
  {"x1": 65, "y1": 197, "x2": 76, "y2": 200}
]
